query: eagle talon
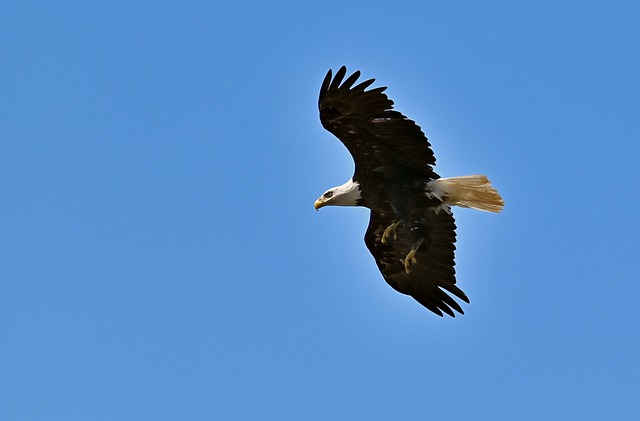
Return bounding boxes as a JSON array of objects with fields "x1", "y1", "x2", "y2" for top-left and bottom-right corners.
[
  {"x1": 404, "y1": 249, "x2": 418, "y2": 274},
  {"x1": 381, "y1": 220, "x2": 402, "y2": 244},
  {"x1": 403, "y1": 239, "x2": 424, "y2": 274}
]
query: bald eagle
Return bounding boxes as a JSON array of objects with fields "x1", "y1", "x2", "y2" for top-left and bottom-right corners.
[{"x1": 314, "y1": 66, "x2": 504, "y2": 317}]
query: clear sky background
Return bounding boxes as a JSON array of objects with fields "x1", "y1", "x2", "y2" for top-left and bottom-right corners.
[{"x1": 2, "y1": 1, "x2": 639, "y2": 420}]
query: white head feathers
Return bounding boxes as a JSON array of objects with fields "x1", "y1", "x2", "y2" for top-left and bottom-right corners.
[{"x1": 314, "y1": 179, "x2": 362, "y2": 210}]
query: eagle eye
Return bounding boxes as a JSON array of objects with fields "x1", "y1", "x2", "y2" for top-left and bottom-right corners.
[{"x1": 323, "y1": 191, "x2": 334, "y2": 199}]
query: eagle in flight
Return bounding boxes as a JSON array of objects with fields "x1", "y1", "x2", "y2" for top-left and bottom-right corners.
[{"x1": 314, "y1": 66, "x2": 504, "y2": 317}]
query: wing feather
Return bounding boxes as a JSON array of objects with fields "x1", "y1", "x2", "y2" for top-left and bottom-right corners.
[
  {"x1": 364, "y1": 210, "x2": 468, "y2": 317},
  {"x1": 319, "y1": 66, "x2": 438, "y2": 181}
]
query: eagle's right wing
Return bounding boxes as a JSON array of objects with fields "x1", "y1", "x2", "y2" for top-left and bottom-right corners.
[{"x1": 318, "y1": 66, "x2": 439, "y2": 182}]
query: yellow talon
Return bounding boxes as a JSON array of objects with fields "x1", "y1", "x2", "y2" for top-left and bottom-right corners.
[
  {"x1": 404, "y1": 248, "x2": 418, "y2": 274},
  {"x1": 381, "y1": 220, "x2": 402, "y2": 244}
]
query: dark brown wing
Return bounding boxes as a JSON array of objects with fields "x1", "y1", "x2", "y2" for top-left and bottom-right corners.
[
  {"x1": 364, "y1": 210, "x2": 468, "y2": 317},
  {"x1": 318, "y1": 66, "x2": 438, "y2": 181}
]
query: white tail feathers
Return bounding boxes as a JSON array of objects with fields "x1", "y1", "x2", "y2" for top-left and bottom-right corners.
[{"x1": 427, "y1": 175, "x2": 504, "y2": 213}]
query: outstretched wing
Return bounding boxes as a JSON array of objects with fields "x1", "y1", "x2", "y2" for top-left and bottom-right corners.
[
  {"x1": 318, "y1": 66, "x2": 438, "y2": 181},
  {"x1": 364, "y1": 210, "x2": 468, "y2": 317}
]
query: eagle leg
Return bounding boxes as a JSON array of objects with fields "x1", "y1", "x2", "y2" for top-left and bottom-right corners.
[
  {"x1": 404, "y1": 239, "x2": 424, "y2": 274},
  {"x1": 381, "y1": 220, "x2": 402, "y2": 244}
]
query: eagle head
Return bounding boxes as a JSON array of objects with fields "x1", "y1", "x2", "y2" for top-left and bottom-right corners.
[{"x1": 314, "y1": 179, "x2": 362, "y2": 210}]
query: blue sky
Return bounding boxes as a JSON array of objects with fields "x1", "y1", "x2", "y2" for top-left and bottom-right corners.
[{"x1": 2, "y1": 1, "x2": 639, "y2": 419}]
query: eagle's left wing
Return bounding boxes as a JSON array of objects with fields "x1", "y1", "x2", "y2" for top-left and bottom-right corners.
[{"x1": 364, "y1": 210, "x2": 468, "y2": 317}]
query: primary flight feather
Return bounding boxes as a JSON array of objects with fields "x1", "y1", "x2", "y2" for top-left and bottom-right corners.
[{"x1": 314, "y1": 66, "x2": 504, "y2": 317}]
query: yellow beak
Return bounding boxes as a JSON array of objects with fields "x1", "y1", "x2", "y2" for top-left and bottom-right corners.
[{"x1": 314, "y1": 199, "x2": 324, "y2": 211}]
